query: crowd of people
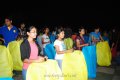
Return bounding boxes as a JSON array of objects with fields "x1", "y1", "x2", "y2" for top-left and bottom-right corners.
[{"x1": 0, "y1": 17, "x2": 120, "y2": 80}]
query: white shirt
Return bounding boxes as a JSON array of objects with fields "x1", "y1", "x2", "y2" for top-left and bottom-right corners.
[
  {"x1": 54, "y1": 40, "x2": 66, "y2": 60},
  {"x1": 42, "y1": 34, "x2": 50, "y2": 48}
]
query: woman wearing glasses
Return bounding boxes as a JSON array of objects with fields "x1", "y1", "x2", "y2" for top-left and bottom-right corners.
[{"x1": 20, "y1": 26, "x2": 47, "y2": 80}]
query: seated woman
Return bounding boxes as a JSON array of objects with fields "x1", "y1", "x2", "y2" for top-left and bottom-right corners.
[
  {"x1": 54, "y1": 28, "x2": 73, "y2": 69},
  {"x1": 20, "y1": 26, "x2": 47, "y2": 80},
  {"x1": 74, "y1": 27, "x2": 89, "y2": 50}
]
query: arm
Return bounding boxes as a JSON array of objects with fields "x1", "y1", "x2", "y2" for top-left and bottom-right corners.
[
  {"x1": 20, "y1": 43, "x2": 45, "y2": 64},
  {"x1": 76, "y1": 39, "x2": 88, "y2": 48},
  {"x1": 54, "y1": 45, "x2": 73, "y2": 54},
  {"x1": 23, "y1": 57, "x2": 45, "y2": 64},
  {"x1": 91, "y1": 35, "x2": 100, "y2": 43},
  {"x1": 100, "y1": 35, "x2": 104, "y2": 41},
  {"x1": 0, "y1": 38, "x2": 4, "y2": 43}
]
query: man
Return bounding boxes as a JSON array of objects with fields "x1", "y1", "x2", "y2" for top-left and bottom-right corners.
[
  {"x1": 18, "y1": 23, "x2": 26, "y2": 39},
  {"x1": 89, "y1": 26, "x2": 104, "y2": 45},
  {"x1": 0, "y1": 17, "x2": 18, "y2": 46}
]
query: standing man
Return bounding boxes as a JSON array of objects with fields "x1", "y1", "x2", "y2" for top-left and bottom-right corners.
[
  {"x1": 0, "y1": 17, "x2": 18, "y2": 46},
  {"x1": 19, "y1": 23, "x2": 26, "y2": 39}
]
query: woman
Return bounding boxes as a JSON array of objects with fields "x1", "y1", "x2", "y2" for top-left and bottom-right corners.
[
  {"x1": 42, "y1": 27, "x2": 50, "y2": 49},
  {"x1": 74, "y1": 27, "x2": 89, "y2": 50},
  {"x1": 20, "y1": 26, "x2": 47, "y2": 80},
  {"x1": 54, "y1": 28, "x2": 73, "y2": 69}
]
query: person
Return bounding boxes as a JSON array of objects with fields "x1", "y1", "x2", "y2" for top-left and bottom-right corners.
[
  {"x1": 37, "y1": 29, "x2": 43, "y2": 55},
  {"x1": 64, "y1": 27, "x2": 72, "y2": 38},
  {"x1": 20, "y1": 26, "x2": 47, "y2": 80},
  {"x1": 49, "y1": 30, "x2": 56, "y2": 43},
  {"x1": 18, "y1": 23, "x2": 26, "y2": 39},
  {"x1": 54, "y1": 28, "x2": 73, "y2": 69},
  {"x1": 102, "y1": 31, "x2": 110, "y2": 44},
  {"x1": 90, "y1": 26, "x2": 104, "y2": 45},
  {"x1": 74, "y1": 27, "x2": 89, "y2": 50},
  {"x1": 0, "y1": 17, "x2": 18, "y2": 46},
  {"x1": 42, "y1": 27, "x2": 50, "y2": 48}
]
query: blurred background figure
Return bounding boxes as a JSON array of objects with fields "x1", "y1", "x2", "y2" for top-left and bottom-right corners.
[{"x1": 19, "y1": 23, "x2": 26, "y2": 40}]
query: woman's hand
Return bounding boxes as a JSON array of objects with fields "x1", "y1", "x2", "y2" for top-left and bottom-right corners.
[
  {"x1": 35, "y1": 56, "x2": 45, "y2": 63},
  {"x1": 84, "y1": 43, "x2": 89, "y2": 46}
]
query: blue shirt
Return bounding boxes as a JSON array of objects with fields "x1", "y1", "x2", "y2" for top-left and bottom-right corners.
[
  {"x1": 88, "y1": 32, "x2": 101, "y2": 45},
  {"x1": 91, "y1": 32, "x2": 101, "y2": 40},
  {"x1": 0, "y1": 25, "x2": 18, "y2": 46}
]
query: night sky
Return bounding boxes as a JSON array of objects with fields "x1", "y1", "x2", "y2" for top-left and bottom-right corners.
[{"x1": 0, "y1": 0, "x2": 117, "y2": 31}]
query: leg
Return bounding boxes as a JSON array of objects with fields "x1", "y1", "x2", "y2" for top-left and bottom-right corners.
[
  {"x1": 57, "y1": 60, "x2": 62, "y2": 70},
  {"x1": 22, "y1": 69, "x2": 27, "y2": 80}
]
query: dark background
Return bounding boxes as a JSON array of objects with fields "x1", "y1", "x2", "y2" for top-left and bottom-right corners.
[{"x1": 0, "y1": 0, "x2": 117, "y2": 32}]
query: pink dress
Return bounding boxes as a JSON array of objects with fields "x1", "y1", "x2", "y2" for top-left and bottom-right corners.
[{"x1": 23, "y1": 42, "x2": 38, "y2": 70}]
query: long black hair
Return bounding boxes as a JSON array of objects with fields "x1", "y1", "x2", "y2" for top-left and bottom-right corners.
[
  {"x1": 26, "y1": 26, "x2": 37, "y2": 33},
  {"x1": 56, "y1": 28, "x2": 64, "y2": 39},
  {"x1": 79, "y1": 26, "x2": 85, "y2": 33}
]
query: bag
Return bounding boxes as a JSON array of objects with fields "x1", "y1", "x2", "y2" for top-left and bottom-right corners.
[
  {"x1": 50, "y1": 35, "x2": 56, "y2": 43},
  {"x1": 62, "y1": 50, "x2": 88, "y2": 80},
  {"x1": 82, "y1": 45, "x2": 96, "y2": 78},
  {"x1": 7, "y1": 40, "x2": 23, "y2": 71},
  {"x1": 26, "y1": 60, "x2": 63, "y2": 80},
  {"x1": 96, "y1": 41, "x2": 112, "y2": 66},
  {"x1": 0, "y1": 45, "x2": 13, "y2": 78},
  {"x1": 44, "y1": 44, "x2": 56, "y2": 59},
  {"x1": 64, "y1": 38, "x2": 73, "y2": 50}
]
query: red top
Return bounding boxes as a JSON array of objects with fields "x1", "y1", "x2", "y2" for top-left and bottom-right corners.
[{"x1": 74, "y1": 35, "x2": 85, "y2": 50}]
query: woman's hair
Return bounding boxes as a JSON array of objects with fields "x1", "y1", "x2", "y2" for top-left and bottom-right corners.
[
  {"x1": 56, "y1": 28, "x2": 64, "y2": 35},
  {"x1": 64, "y1": 28, "x2": 72, "y2": 38},
  {"x1": 43, "y1": 26, "x2": 49, "y2": 33},
  {"x1": 79, "y1": 26, "x2": 85, "y2": 32},
  {"x1": 26, "y1": 26, "x2": 37, "y2": 33}
]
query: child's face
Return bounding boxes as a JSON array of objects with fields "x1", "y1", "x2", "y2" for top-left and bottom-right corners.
[{"x1": 58, "y1": 31, "x2": 65, "y2": 39}]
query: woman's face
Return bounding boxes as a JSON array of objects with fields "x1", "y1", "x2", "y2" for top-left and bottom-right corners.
[
  {"x1": 27, "y1": 28, "x2": 37, "y2": 39},
  {"x1": 45, "y1": 28, "x2": 49, "y2": 33},
  {"x1": 58, "y1": 31, "x2": 65, "y2": 39},
  {"x1": 80, "y1": 29, "x2": 85, "y2": 35}
]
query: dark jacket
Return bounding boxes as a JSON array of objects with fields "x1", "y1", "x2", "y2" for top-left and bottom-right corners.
[{"x1": 20, "y1": 39, "x2": 44, "y2": 61}]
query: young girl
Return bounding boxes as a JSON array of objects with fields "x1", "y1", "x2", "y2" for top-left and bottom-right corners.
[
  {"x1": 42, "y1": 27, "x2": 50, "y2": 49},
  {"x1": 20, "y1": 26, "x2": 47, "y2": 80},
  {"x1": 74, "y1": 27, "x2": 89, "y2": 50},
  {"x1": 54, "y1": 28, "x2": 73, "y2": 69}
]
